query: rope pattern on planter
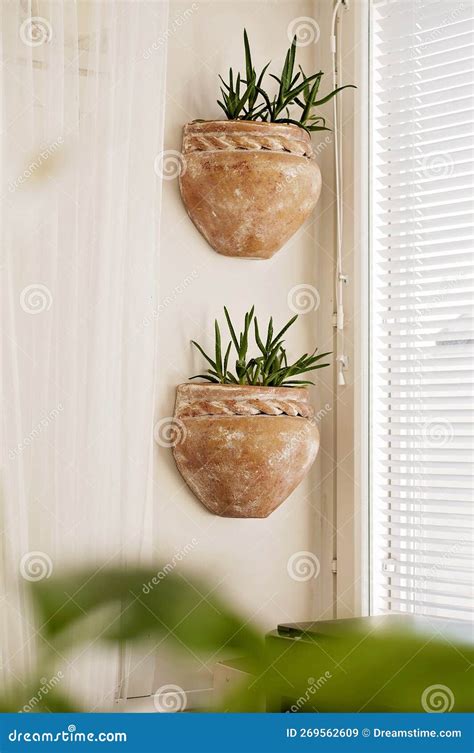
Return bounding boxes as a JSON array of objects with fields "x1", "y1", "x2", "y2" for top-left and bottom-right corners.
[
  {"x1": 183, "y1": 132, "x2": 314, "y2": 159},
  {"x1": 178, "y1": 398, "x2": 314, "y2": 419}
]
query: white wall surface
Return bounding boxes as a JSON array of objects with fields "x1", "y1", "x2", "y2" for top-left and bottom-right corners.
[{"x1": 149, "y1": 0, "x2": 345, "y2": 694}]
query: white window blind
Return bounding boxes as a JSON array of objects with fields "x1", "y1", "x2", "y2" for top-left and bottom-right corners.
[{"x1": 370, "y1": 0, "x2": 474, "y2": 620}]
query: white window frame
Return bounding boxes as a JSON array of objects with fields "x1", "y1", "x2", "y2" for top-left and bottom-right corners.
[{"x1": 332, "y1": 0, "x2": 371, "y2": 618}]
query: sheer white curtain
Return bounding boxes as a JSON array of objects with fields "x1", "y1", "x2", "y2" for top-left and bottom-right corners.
[{"x1": 0, "y1": 0, "x2": 168, "y2": 707}]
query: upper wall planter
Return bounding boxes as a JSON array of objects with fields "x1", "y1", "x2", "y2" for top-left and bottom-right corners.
[
  {"x1": 172, "y1": 382, "x2": 319, "y2": 518},
  {"x1": 179, "y1": 120, "x2": 322, "y2": 260}
]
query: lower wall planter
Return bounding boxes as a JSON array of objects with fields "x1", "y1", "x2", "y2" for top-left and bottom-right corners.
[
  {"x1": 172, "y1": 383, "x2": 319, "y2": 518},
  {"x1": 179, "y1": 120, "x2": 322, "y2": 260}
]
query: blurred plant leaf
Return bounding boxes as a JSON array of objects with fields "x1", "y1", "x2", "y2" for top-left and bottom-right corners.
[
  {"x1": 1, "y1": 568, "x2": 472, "y2": 714},
  {"x1": 30, "y1": 567, "x2": 264, "y2": 670}
]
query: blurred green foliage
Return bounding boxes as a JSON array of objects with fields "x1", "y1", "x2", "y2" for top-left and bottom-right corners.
[
  {"x1": 1, "y1": 567, "x2": 472, "y2": 713},
  {"x1": 1, "y1": 566, "x2": 265, "y2": 712}
]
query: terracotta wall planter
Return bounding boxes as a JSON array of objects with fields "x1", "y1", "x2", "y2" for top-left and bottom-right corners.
[
  {"x1": 172, "y1": 383, "x2": 320, "y2": 518},
  {"x1": 179, "y1": 121, "x2": 322, "y2": 260}
]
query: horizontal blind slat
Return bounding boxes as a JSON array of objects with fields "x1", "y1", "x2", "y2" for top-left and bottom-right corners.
[
  {"x1": 377, "y1": 174, "x2": 474, "y2": 200},
  {"x1": 376, "y1": 96, "x2": 474, "y2": 127},
  {"x1": 379, "y1": 484, "x2": 473, "y2": 498},
  {"x1": 378, "y1": 254, "x2": 474, "y2": 271},
  {"x1": 375, "y1": 18, "x2": 474, "y2": 51},
  {"x1": 378, "y1": 121, "x2": 474, "y2": 150},
  {"x1": 376, "y1": 84, "x2": 474, "y2": 114},
  {"x1": 375, "y1": 48, "x2": 474, "y2": 78}
]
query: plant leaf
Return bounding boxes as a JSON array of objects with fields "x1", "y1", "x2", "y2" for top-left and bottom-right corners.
[
  {"x1": 190, "y1": 374, "x2": 219, "y2": 383},
  {"x1": 301, "y1": 73, "x2": 323, "y2": 122},
  {"x1": 191, "y1": 340, "x2": 216, "y2": 369},
  {"x1": 270, "y1": 314, "x2": 298, "y2": 348},
  {"x1": 313, "y1": 84, "x2": 357, "y2": 107},
  {"x1": 265, "y1": 317, "x2": 273, "y2": 350},
  {"x1": 214, "y1": 319, "x2": 223, "y2": 375},
  {"x1": 256, "y1": 61, "x2": 271, "y2": 89},
  {"x1": 223, "y1": 341, "x2": 232, "y2": 375},
  {"x1": 307, "y1": 124, "x2": 331, "y2": 132},
  {"x1": 281, "y1": 379, "x2": 315, "y2": 386},
  {"x1": 224, "y1": 306, "x2": 240, "y2": 350},
  {"x1": 243, "y1": 28, "x2": 253, "y2": 84}
]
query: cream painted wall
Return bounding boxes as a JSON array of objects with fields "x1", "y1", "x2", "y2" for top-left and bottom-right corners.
[{"x1": 148, "y1": 0, "x2": 345, "y2": 694}]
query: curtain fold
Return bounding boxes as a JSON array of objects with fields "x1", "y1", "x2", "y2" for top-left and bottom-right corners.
[{"x1": 1, "y1": 0, "x2": 169, "y2": 708}]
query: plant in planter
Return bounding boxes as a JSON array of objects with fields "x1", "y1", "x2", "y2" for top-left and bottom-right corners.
[
  {"x1": 172, "y1": 307, "x2": 330, "y2": 518},
  {"x1": 179, "y1": 30, "x2": 355, "y2": 260}
]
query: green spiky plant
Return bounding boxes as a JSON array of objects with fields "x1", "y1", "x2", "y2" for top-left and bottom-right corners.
[
  {"x1": 216, "y1": 29, "x2": 355, "y2": 133},
  {"x1": 191, "y1": 306, "x2": 331, "y2": 387}
]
